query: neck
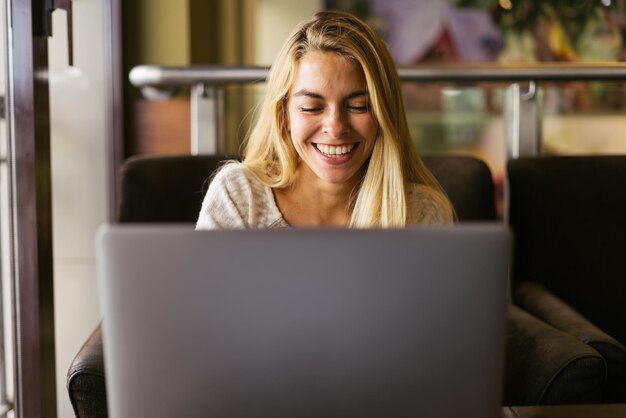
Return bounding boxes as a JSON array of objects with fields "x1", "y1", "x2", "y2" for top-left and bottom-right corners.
[{"x1": 275, "y1": 165, "x2": 363, "y2": 227}]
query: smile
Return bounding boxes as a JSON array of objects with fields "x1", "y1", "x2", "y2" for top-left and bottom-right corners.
[{"x1": 314, "y1": 143, "x2": 356, "y2": 157}]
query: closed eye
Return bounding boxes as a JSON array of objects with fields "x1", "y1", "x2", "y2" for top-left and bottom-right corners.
[
  {"x1": 298, "y1": 106, "x2": 323, "y2": 113},
  {"x1": 347, "y1": 105, "x2": 370, "y2": 113}
]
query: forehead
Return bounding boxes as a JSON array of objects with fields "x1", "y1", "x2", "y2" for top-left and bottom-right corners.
[{"x1": 292, "y1": 51, "x2": 367, "y2": 92}]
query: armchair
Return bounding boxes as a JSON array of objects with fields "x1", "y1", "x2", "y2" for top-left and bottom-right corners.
[
  {"x1": 67, "y1": 154, "x2": 610, "y2": 417},
  {"x1": 508, "y1": 156, "x2": 626, "y2": 403}
]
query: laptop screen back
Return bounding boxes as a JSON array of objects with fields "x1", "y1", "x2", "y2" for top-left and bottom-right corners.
[{"x1": 98, "y1": 224, "x2": 509, "y2": 418}]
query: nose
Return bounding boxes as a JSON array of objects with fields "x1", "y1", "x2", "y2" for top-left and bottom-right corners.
[{"x1": 322, "y1": 108, "x2": 348, "y2": 138}]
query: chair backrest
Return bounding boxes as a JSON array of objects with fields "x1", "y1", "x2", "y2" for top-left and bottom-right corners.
[
  {"x1": 118, "y1": 154, "x2": 230, "y2": 223},
  {"x1": 422, "y1": 155, "x2": 496, "y2": 221},
  {"x1": 117, "y1": 154, "x2": 497, "y2": 224},
  {"x1": 508, "y1": 156, "x2": 626, "y2": 346}
]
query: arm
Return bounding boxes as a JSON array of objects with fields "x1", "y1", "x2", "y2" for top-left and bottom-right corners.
[
  {"x1": 514, "y1": 281, "x2": 626, "y2": 402},
  {"x1": 505, "y1": 304, "x2": 606, "y2": 405}
]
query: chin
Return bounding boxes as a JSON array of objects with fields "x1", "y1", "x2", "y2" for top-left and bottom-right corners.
[{"x1": 315, "y1": 170, "x2": 361, "y2": 186}]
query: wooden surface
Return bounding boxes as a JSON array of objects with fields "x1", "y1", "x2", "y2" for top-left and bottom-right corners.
[
  {"x1": 505, "y1": 404, "x2": 626, "y2": 417},
  {"x1": 130, "y1": 98, "x2": 190, "y2": 155},
  {"x1": 10, "y1": 1, "x2": 57, "y2": 417}
]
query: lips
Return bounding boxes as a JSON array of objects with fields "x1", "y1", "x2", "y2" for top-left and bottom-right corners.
[{"x1": 314, "y1": 143, "x2": 356, "y2": 157}]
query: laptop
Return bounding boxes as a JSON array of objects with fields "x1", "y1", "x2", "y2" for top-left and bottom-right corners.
[{"x1": 97, "y1": 224, "x2": 510, "y2": 418}]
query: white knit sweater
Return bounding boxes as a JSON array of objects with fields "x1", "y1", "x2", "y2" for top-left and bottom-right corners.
[{"x1": 196, "y1": 162, "x2": 453, "y2": 229}]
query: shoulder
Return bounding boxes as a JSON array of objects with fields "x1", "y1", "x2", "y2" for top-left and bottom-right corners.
[
  {"x1": 211, "y1": 162, "x2": 277, "y2": 210},
  {"x1": 196, "y1": 162, "x2": 283, "y2": 229},
  {"x1": 211, "y1": 161, "x2": 262, "y2": 190},
  {"x1": 406, "y1": 183, "x2": 455, "y2": 225},
  {"x1": 211, "y1": 163, "x2": 279, "y2": 209}
]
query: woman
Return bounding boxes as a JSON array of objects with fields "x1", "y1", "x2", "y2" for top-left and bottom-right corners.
[{"x1": 196, "y1": 11, "x2": 454, "y2": 229}]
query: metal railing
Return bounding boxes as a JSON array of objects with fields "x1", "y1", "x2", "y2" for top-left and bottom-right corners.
[{"x1": 129, "y1": 63, "x2": 626, "y2": 157}]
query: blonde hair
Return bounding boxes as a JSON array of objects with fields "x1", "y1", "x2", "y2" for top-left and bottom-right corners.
[{"x1": 243, "y1": 11, "x2": 452, "y2": 227}]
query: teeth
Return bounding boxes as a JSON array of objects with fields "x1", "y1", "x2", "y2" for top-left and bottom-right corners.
[{"x1": 316, "y1": 144, "x2": 355, "y2": 156}]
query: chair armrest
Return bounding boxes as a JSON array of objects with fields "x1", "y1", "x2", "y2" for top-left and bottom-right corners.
[
  {"x1": 515, "y1": 281, "x2": 626, "y2": 402},
  {"x1": 505, "y1": 304, "x2": 606, "y2": 406},
  {"x1": 67, "y1": 324, "x2": 108, "y2": 418}
]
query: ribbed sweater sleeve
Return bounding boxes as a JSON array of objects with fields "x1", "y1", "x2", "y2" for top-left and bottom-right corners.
[{"x1": 195, "y1": 163, "x2": 286, "y2": 230}]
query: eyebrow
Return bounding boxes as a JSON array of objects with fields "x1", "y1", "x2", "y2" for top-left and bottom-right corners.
[{"x1": 293, "y1": 89, "x2": 369, "y2": 100}]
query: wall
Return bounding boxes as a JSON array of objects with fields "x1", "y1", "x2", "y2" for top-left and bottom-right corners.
[
  {"x1": 254, "y1": 0, "x2": 323, "y2": 65},
  {"x1": 126, "y1": 0, "x2": 190, "y2": 66}
]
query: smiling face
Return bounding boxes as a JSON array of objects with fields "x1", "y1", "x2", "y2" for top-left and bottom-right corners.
[{"x1": 287, "y1": 51, "x2": 379, "y2": 188}]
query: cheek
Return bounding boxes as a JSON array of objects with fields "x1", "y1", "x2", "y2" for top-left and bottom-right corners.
[
  {"x1": 288, "y1": 113, "x2": 311, "y2": 141},
  {"x1": 359, "y1": 116, "x2": 379, "y2": 141},
  {"x1": 287, "y1": 115, "x2": 303, "y2": 151}
]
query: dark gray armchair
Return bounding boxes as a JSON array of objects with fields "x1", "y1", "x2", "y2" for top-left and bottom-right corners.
[
  {"x1": 67, "y1": 154, "x2": 614, "y2": 417},
  {"x1": 508, "y1": 156, "x2": 626, "y2": 403}
]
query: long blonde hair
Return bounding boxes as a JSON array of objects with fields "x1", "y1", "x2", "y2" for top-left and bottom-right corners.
[{"x1": 243, "y1": 11, "x2": 451, "y2": 227}]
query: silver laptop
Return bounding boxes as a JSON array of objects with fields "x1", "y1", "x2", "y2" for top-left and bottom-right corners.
[{"x1": 97, "y1": 224, "x2": 510, "y2": 418}]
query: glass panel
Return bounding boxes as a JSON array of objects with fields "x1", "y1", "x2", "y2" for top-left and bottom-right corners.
[
  {"x1": 542, "y1": 81, "x2": 626, "y2": 155},
  {"x1": 403, "y1": 83, "x2": 508, "y2": 216},
  {"x1": 223, "y1": 84, "x2": 266, "y2": 154}
]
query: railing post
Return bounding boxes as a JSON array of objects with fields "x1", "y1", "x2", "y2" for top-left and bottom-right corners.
[
  {"x1": 504, "y1": 81, "x2": 542, "y2": 159},
  {"x1": 190, "y1": 83, "x2": 224, "y2": 155}
]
